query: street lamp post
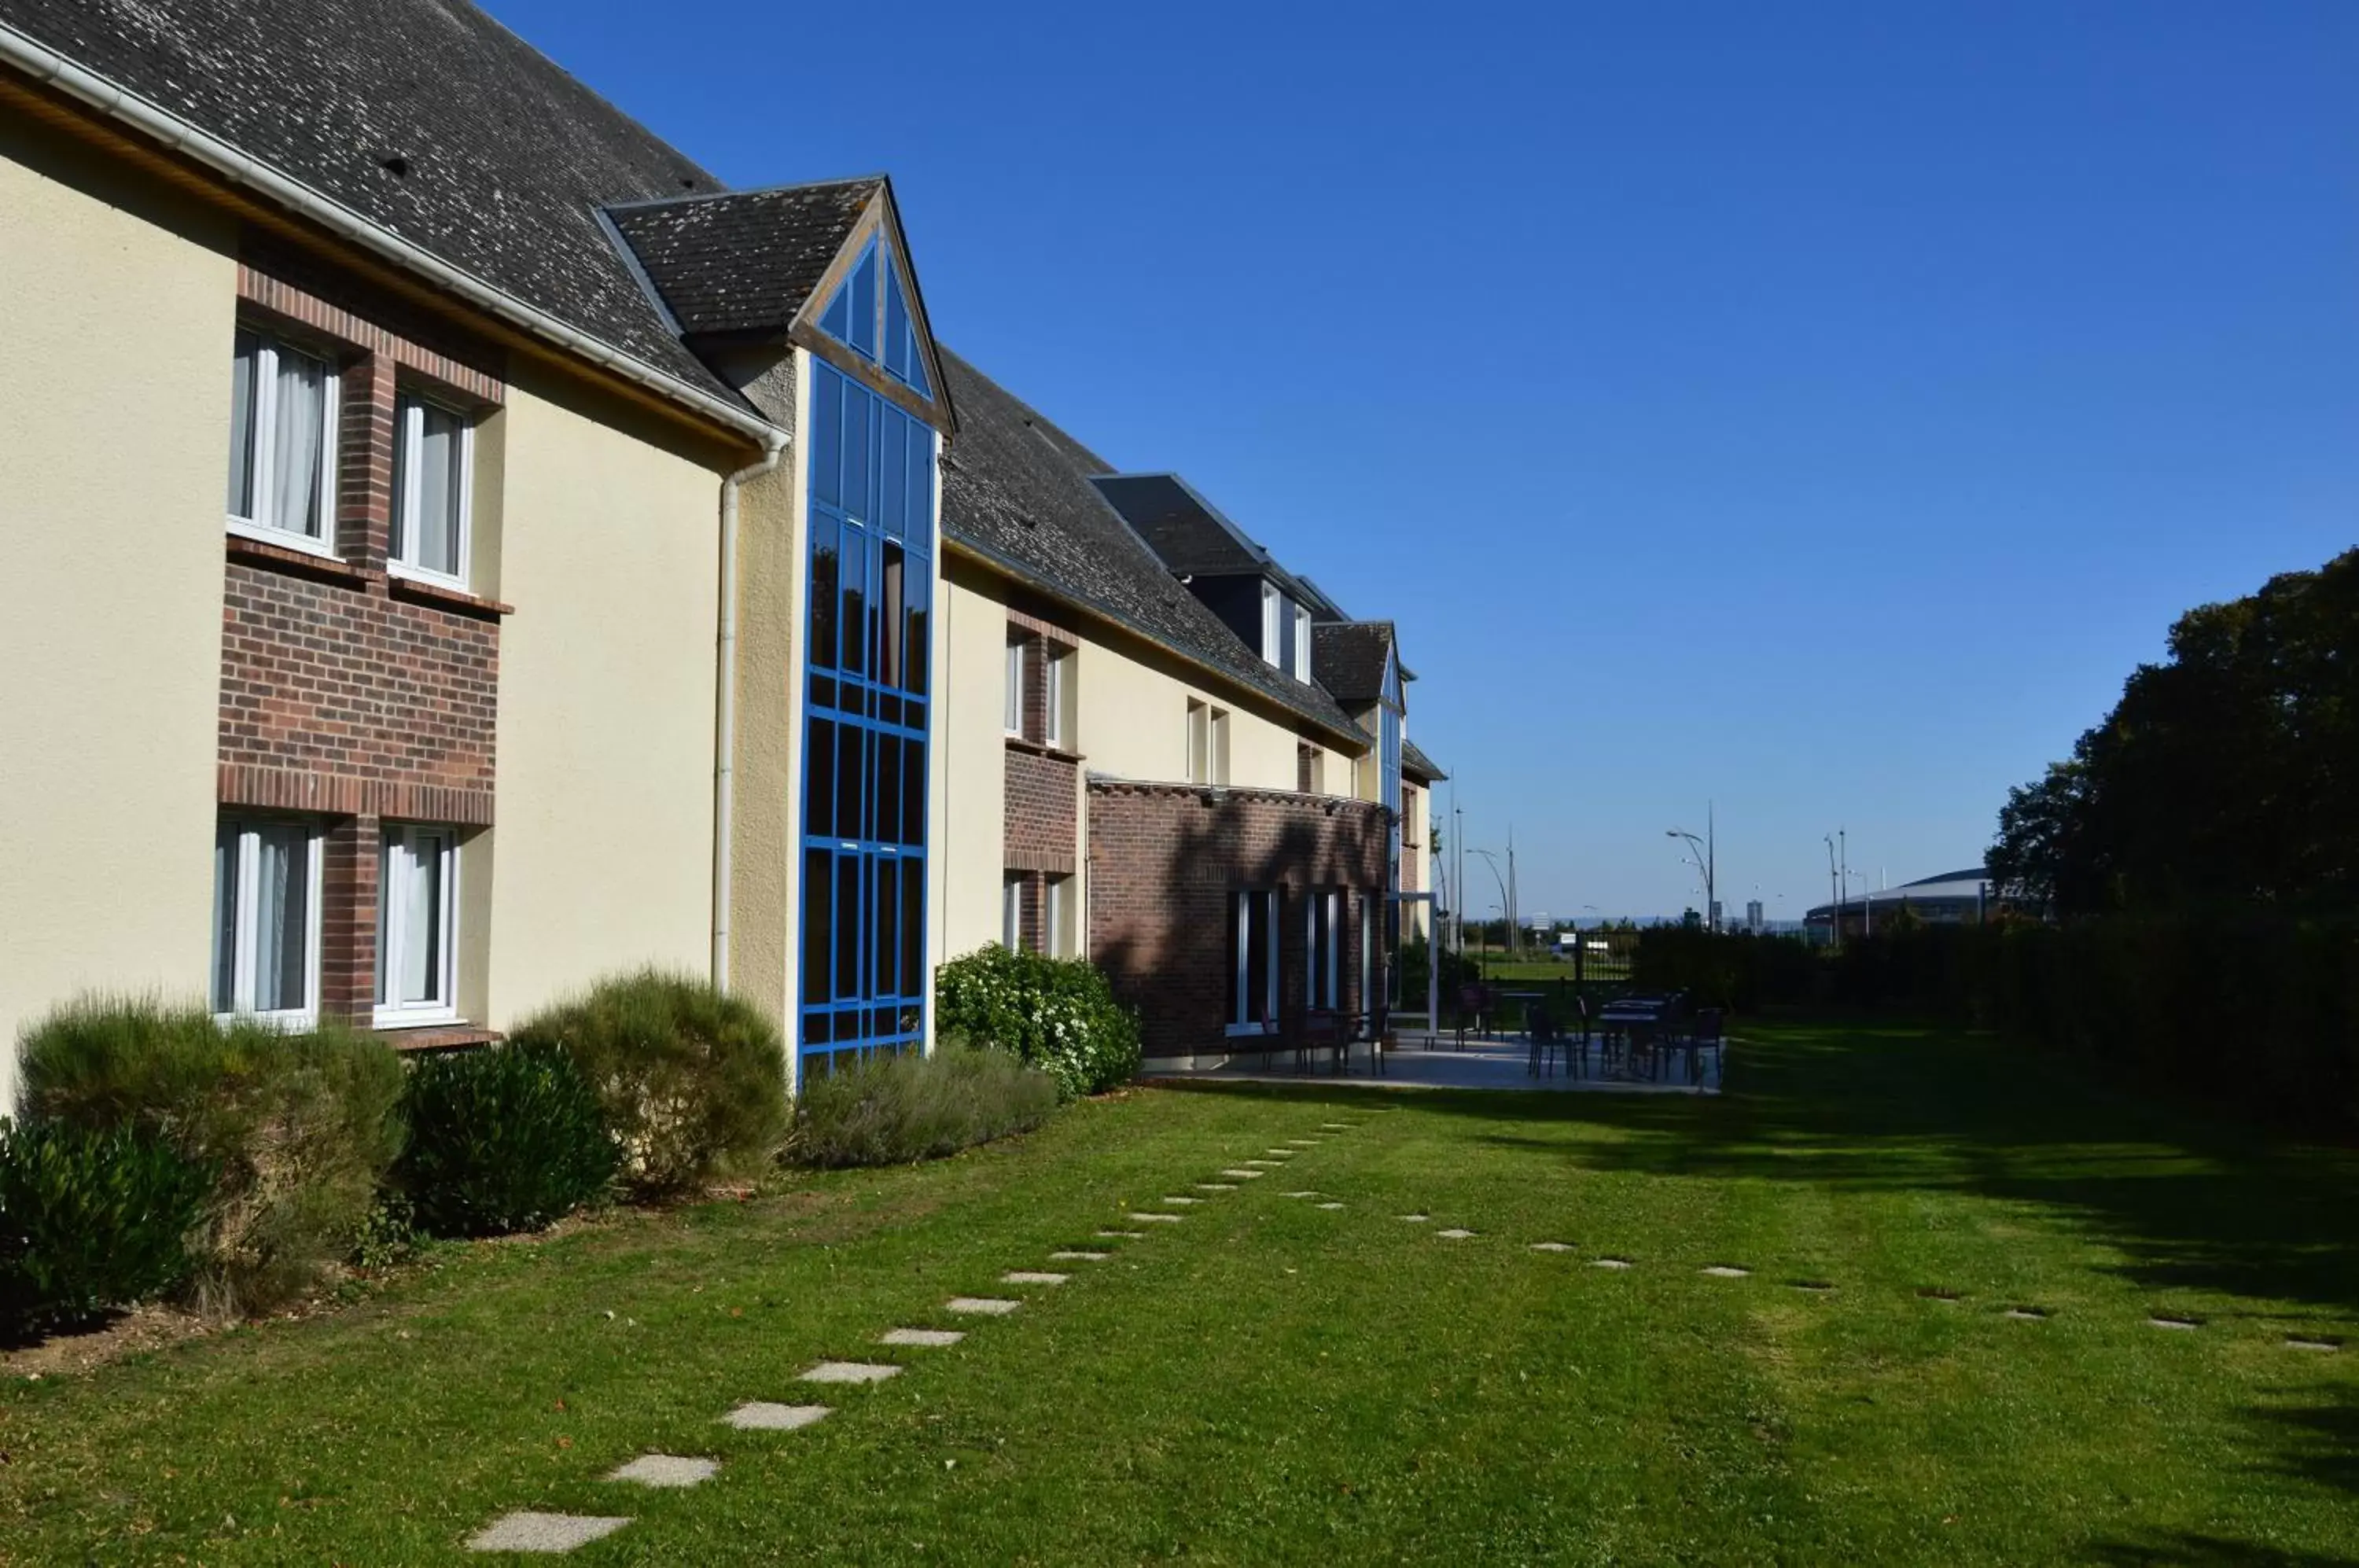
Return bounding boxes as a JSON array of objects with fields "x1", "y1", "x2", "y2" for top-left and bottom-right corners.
[
  {"x1": 1667, "y1": 804, "x2": 1716, "y2": 932},
  {"x1": 1467, "y1": 848, "x2": 1510, "y2": 980}
]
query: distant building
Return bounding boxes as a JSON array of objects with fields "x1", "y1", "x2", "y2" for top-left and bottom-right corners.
[
  {"x1": 1745, "y1": 900, "x2": 1764, "y2": 933},
  {"x1": 1805, "y1": 869, "x2": 1994, "y2": 942}
]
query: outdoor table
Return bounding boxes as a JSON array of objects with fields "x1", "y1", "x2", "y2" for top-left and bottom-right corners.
[
  {"x1": 1497, "y1": 991, "x2": 1545, "y2": 1041},
  {"x1": 1595, "y1": 997, "x2": 1672, "y2": 1080}
]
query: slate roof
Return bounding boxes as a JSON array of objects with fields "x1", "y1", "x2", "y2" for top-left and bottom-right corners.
[
  {"x1": 0, "y1": 0, "x2": 741, "y2": 403},
  {"x1": 1402, "y1": 738, "x2": 1448, "y2": 784},
  {"x1": 1091, "y1": 474, "x2": 1271, "y2": 580},
  {"x1": 606, "y1": 179, "x2": 882, "y2": 337},
  {"x1": 1312, "y1": 621, "x2": 1398, "y2": 705},
  {"x1": 935, "y1": 348, "x2": 1369, "y2": 747}
]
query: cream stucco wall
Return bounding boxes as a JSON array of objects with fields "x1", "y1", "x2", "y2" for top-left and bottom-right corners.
[
  {"x1": 0, "y1": 122, "x2": 237, "y2": 1108},
  {"x1": 485, "y1": 373, "x2": 726, "y2": 1025},
  {"x1": 1074, "y1": 629, "x2": 1302, "y2": 793},
  {"x1": 938, "y1": 565, "x2": 1010, "y2": 966}
]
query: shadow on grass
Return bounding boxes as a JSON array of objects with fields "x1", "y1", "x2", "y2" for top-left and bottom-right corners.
[
  {"x1": 1158, "y1": 1022, "x2": 2359, "y2": 1323},
  {"x1": 2082, "y1": 1533, "x2": 2359, "y2": 1568}
]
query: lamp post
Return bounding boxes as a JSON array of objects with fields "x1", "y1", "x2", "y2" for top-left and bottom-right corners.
[
  {"x1": 1467, "y1": 848, "x2": 1509, "y2": 979},
  {"x1": 1667, "y1": 804, "x2": 1716, "y2": 932},
  {"x1": 1824, "y1": 834, "x2": 1840, "y2": 951}
]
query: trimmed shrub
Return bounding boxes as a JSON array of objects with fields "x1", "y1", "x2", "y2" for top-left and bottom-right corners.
[
  {"x1": 0, "y1": 1121, "x2": 212, "y2": 1333},
  {"x1": 509, "y1": 970, "x2": 789, "y2": 1198},
  {"x1": 933, "y1": 946, "x2": 1142, "y2": 1100},
  {"x1": 789, "y1": 1047, "x2": 1059, "y2": 1169},
  {"x1": 17, "y1": 997, "x2": 404, "y2": 1317},
  {"x1": 393, "y1": 1043, "x2": 617, "y2": 1237}
]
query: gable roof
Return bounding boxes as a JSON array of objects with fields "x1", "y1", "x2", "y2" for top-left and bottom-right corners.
[
  {"x1": 1401, "y1": 738, "x2": 1448, "y2": 785},
  {"x1": 936, "y1": 348, "x2": 1369, "y2": 749},
  {"x1": 606, "y1": 178, "x2": 882, "y2": 339},
  {"x1": 1092, "y1": 473, "x2": 1272, "y2": 580},
  {"x1": 0, "y1": 0, "x2": 752, "y2": 412},
  {"x1": 1312, "y1": 621, "x2": 1398, "y2": 705}
]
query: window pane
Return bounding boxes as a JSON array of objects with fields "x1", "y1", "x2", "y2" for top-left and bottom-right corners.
[
  {"x1": 802, "y1": 848, "x2": 832, "y2": 1005},
  {"x1": 226, "y1": 331, "x2": 259, "y2": 519},
  {"x1": 900, "y1": 858, "x2": 924, "y2": 992},
  {"x1": 875, "y1": 729, "x2": 902, "y2": 849},
  {"x1": 805, "y1": 718, "x2": 836, "y2": 839},
  {"x1": 811, "y1": 370, "x2": 841, "y2": 509},
  {"x1": 375, "y1": 834, "x2": 394, "y2": 1007},
  {"x1": 409, "y1": 403, "x2": 464, "y2": 577},
  {"x1": 878, "y1": 544, "x2": 904, "y2": 686},
  {"x1": 269, "y1": 344, "x2": 328, "y2": 539},
  {"x1": 401, "y1": 834, "x2": 444, "y2": 1003},
  {"x1": 835, "y1": 856, "x2": 862, "y2": 997},
  {"x1": 872, "y1": 859, "x2": 899, "y2": 999},
  {"x1": 836, "y1": 727, "x2": 863, "y2": 844},
  {"x1": 843, "y1": 381, "x2": 870, "y2": 521},
  {"x1": 848, "y1": 244, "x2": 878, "y2": 359},
  {"x1": 841, "y1": 530, "x2": 867, "y2": 675},
  {"x1": 252, "y1": 823, "x2": 310, "y2": 1012},
  {"x1": 905, "y1": 591, "x2": 929, "y2": 696},
  {"x1": 808, "y1": 516, "x2": 840, "y2": 671},
  {"x1": 884, "y1": 258, "x2": 912, "y2": 383},
  {"x1": 880, "y1": 409, "x2": 906, "y2": 539},
  {"x1": 901, "y1": 738, "x2": 926, "y2": 848},
  {"x1": 212, "y1": 822, "x2": 240, "y2": 1010},
  {"x1": 1246, "y1": 893, "x2": 1272, "y2": 1025},
  {"x1": 906, "y1": 427, "x2": 932, "y2": 536}
]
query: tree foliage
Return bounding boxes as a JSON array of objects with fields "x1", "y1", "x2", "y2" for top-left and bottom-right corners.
[{"x1": 1989, "y1": 547, "x2": 2359, "y2": 915}]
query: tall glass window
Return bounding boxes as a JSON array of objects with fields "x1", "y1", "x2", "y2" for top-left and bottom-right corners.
[{"x1": 799, "y1": 357, "x2": 936, "y2": 1068}]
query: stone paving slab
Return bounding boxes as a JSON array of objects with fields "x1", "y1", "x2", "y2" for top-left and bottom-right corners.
[
  {"x1": 1316, "y1": 1202, "x2": 1345, "y2": 1210},
  {"x1": 1592, "y1": 1257, "x2": 1633, "y2": 1269},
  {"x1": 1050, "y1": 1250, "x2": 1110, "y2": 1261},
  {"x1": 1287, "y1": 1139, "x2": 1319, "y2": 1146},
  {"x1": 468, "y1": 1512, "x2": 631, "y2": 1552},
  {"x1": 1437, "y1": 1228, "x2": 1477, "y2": 1239},
  {"x1": 1529, "y1": 1241, "x2": 1573, "y2": 1252},
  {"x1": 1242, "y1": 1160, "x2": 1281, "y2": 1168},
  {"x1": 1281, "y1": 1190, "x2": 1319, "y2": 1198},
  {"x1": 800, "y1": 1360, "x2": 902, "y2": 1384},
  {"x1": 2147, "y1": 1316, "x2": 2199, "y2": 1331},
  {"x1": 1264, "y1": 1150, "x2": 1297, "y2": 1158},
  {"x1": 2287, "y1": 1336, "x2": 2342, "y2": 1352},
  {"x1": 1097, "y1": 1229, "x2": 1146, "y2": 1239},
  {"x1": 606, "y1": 1454, "x2": 718, "y2": 1489},
  {"x1": 947, "y1": 1297, "x2": 1022, "y2": 1316},
  {"x1": 1398, "y1": 1213, "x2": 1429, "y2": 1223},
  {"x1": 1003, "y1": 1271, "x2": 1069, "y2": 1285},
  {"x1": 1161, "y1": 1195, "x2": 1202, "y2": 1205},
  {"x1": 1130, "y1": 1212, "x2": 1183, "y2": 1223},
  {"x1": 1701, "y1": 1265, "x2": 1751, "y2": 1278},
  {"x1": 1219, "y1": 1169, "x2": 1265, "y2": 1179},
  {"x1": 723, "y1": 1401, "x2": 832, "y2": 1431},
  {"x1": 1196, "y1": 1182, "x2": 1238, "y2": 1191},
  {"x1": 2004, "y1": 1308, "x2": 2050, "y2": 1321},
  {"x1": 1321, "y1": 1123, "x2": 1350, "y2": 1130},
  {"x1": 881, "y1": 1327, "x2": 965, "y2": 1347}
]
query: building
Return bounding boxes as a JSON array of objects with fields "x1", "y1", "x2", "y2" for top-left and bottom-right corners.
[
  {"x1": 1804, "y1": 869, "x2": 1995, "y2": 942},
  {"x1": 0, "y1": 0, "x2": 1443, "y2": 1105}
]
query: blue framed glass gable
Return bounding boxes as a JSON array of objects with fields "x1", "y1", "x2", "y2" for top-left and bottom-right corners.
[
  {"x1": 813, "y1": 234, "x2": 933, "y2": 399},
  {"x1": 800, "y1": 359, "x2": 936, "y2": 1068}
]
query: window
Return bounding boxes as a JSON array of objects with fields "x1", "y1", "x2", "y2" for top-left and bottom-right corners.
[
  {"x1": 392, "y1": 393, "x2": 471, "y2": 585},
  {"x1": 1211, "y1": 708, "x2": 1230, "y2": 784},
  {"x1": 1260, "y1": 583, "x2": 1282, "y2": 668},
  {"x1": 1001, "y1": 871, "x2": 1025, "y2": 951},
  {"x1": 1305, "y1": 747, "x2": 1327, "y2": 796},
  {"x1": 211, "y1": 816, "x2": 322, "y2": 1024},
  {"x1": 1227, "y1": 890, "x2": 1278, "y2": 1033},
  {"x1": 1043, "y1": 647, "x2": 1069, "y2": 749},
  {"x1": 1004, "y1": 633, "x2": 1025, "y2": 735},
  {"x1": 816, "y1": 236, "x2": 934, "y2": 400},
  {"x1": 226, "y1": 328, "x2": 338, "y2": 549},
  {"x1": 376, "y1": 825, "x2": 458, "y2": 1025},
  {"x1": 1187, "y1": 700, "x2": 1209, "y2": 784},
  {"x1": 1292, "y1": 604, "x2": 1311, "y2": 682},
  {"x1": 1307, "y1": 890, "x2": 1341, "y2": 1010},
  {"x1": 1044, "y1": 873, "x2": 1070, "y2": 958}
]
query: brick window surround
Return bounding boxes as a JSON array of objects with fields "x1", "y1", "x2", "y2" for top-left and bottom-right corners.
[
  {"x1": 220, "y1": 258, "x2": 506, "y2": 1029},
  {"x1": 1086, "y1": 778, "x2": 1389, "y2": 1058}
]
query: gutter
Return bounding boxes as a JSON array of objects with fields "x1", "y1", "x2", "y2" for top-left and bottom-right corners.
[
  {"x1": 0, "y1": 21, "x2": 782, "y2": 448},
  {"x1": 711, "y1": 430, "x2": 789, "y2": 991}
]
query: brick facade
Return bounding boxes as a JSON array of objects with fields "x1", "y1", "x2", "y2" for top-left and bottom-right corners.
[
  {"x1": 1086, "y1": 778, "x2": 1389, "y2": 1057},
  {"x1": 219, "y1": 259, "x2": 506, "y2": 1027},
  {"x1": 1004, "y1": 745, "x2": 1077, "y2": 875}
]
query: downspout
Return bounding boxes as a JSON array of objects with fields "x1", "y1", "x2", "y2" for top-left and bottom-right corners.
[{"x1": 712, "y1": 431, "x2": 789, "y2": 990}]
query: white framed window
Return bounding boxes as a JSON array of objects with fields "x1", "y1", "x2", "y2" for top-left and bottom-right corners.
[
  {"x1": 1227, "y1": 889, "x2": 1278, "y2": 1033},
  {"x1": 1292, "y1": 604, "x2": 1311, "y2": 682},
  {"x1": 1210, "y1": 707, "x2": 1231, "y2": 784},
  {"x1": 226, "y1": 328, "x2": 339, "y2": 553},
  {"x1": 1260, "y1": 582, "x2": 1282, "y2": 668},
  {"x1": 211, "y1": 815, "x2": 323, "y2": 1025},
  {"x1": 375, "y1": 824, "x2": 458, "y2": 1026},
  {"x1": 1307, "y1": 890, "x2": 1341, "y2": 1010},
  {"x1": 1305, "y1": 748, "x2": 1327, "y2": 797},
  {"x1": 392, "y1": 393, "x2": 473, "y2": 587},
  {"x1": 1001, "y1": 870, "x2": 1026, "y2": 950},
  {"x1": 1004, "y1": 634, "x2": 1025, "y2": 736},
  {"x1": 1187, "y1": 699, "x2": 1209, "y2": 784},
  {"x1": 1043, "y1": 647, "x2": 1069, "y2": 749},
  {"x1": 1044, "y1": 873, "x2": 1070, "y2": 958}
]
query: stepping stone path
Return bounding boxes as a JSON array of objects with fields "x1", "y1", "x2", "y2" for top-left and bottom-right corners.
[
  {"x1": 1220, "y1": 1169, "x2": 1265, "y2": 1179},
  {"x1": 800, "y1": 1361, "x2": 900, "y2": 1384},
  {"x1": 1436, "y1": 1228, "x2": 1477, "y2": 1240},
  {"x1": 724, "y1": 1403, "x2": 831, "y2": 1431},
  {"x1": 947, "y1": 1297, "x2": 1023, "y2": 1316},
  {"x1": 1161, "y1": 1195, "x2": 1202, "y2": 1205},
  {"x1": 1529, "y1": 1242, "x2": 1573, "y2": 1253},
  {"x1": 2286, "y1": 1336, "x2": 2342, "y2": 1353},
  {"x1": 1316, "y1": 1202, "x2": 1345, "y2": 1211},
  {"x1": 1050, "y1": 1250, "x2": 1110, "y2": 1262},
  {"x1": 1131, "y1": 1212, "x2": 1183, "y2": 1224},
  {"x1": 1243, "y1": 1160, "x2": 1282, "y2": 1169},
  {"x1": 606, "y1": 1455, "x2": 718, "y2": 1489},
  {"x1": 1197, "y1": 1183, "x2": 1238, "y2": 1191},
  {"x1": 1321, "y1": 1123, "x2": 1350, "y2": 1130},
  {"x1": 2147, "y1": 1316, "x2": 2199, "y2": 1331},
  {"x1": 1287, "y1": 1139, "x2": 1319, "y2": 1147},
  {"x1": 1282, "y1": 1191, "x2": 1319, "y2": 1198},
  {"x1": 1701, "y1": 1265, "x2": 1751, "y2": 1279},
  {"x1": 469, "y1": 1512, "x2": 631, "y2": 1553},
  {"x1": 1002, "y1": 1271, "x2": 1068, "y2": 1286},
  {"x1": 1264, "y1": 1150, "x2": 1297, "y2": 1158},
  {"x1": 2004, "y1": 1307, "x2": 2050, "y2": 1321},
  {"x1": 1399, "y1": 1213, "x2": 1430, "y2": 1223},
  {"x1": 1790, "y1": 1280, "x2": 1837, "y2": 1294},
  {"x1": 1592, "y1": 1257, "x2": 1634, "y2": 1270},
  {"x1": 1097, "y1": 1229, "x2": 1146, "y2": 1239},
  {"x1": 881, "y1": 1328, "x2": 965, "y2": 1347}
]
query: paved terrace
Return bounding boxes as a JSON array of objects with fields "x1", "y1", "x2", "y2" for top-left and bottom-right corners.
[{"x1": 1143, "y1": 1032, "x2": 1724, "y2": 1094}]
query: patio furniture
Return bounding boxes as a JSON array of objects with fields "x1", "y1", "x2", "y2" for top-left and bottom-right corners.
[
  {"x1": 1298, "y1": 1009, "x2": 1346, "y2": 1073},
  {"x1": 1683, "y1": 1008, "x2": 1724, "y2": 1091},
  {"x1": 1595, "y1": 993, "x2": 1678, "y2": 1081},
  {"x1": 1526, "y1": 1003, "x2": 1566, "y2": 1078},
  {"x1": 1453, "y1": 985, "x2": 1492, "y2": 1050},
  {"x1": 1565, "y1": 993, "x2": 1593, "y2": 1079},
  {"x1": 1358, "y1": 1003, "x2": 1391, "y2": 1077}
]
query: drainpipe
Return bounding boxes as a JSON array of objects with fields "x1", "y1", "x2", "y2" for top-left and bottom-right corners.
[{"x1": 712, "y1": 431, "x2": 789, "y2": 990}]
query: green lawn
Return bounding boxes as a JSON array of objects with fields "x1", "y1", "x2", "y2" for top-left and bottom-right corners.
[{"x1": 5, "y1": 1021, "x2": 2357, "y2": 1566}]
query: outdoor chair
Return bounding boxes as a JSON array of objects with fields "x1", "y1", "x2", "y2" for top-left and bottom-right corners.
[
  {"x1": 1564, "y1": 993, "x2": 1593, "y2": 1079},
  {"x1": 1683, "y1": 1008, "x2": 1724, "y2": 1091},
  {"x1": 1453, "y1": 985, "x2": 1492, "y2": 1050},
  {"x1": 1526, "y1": 1003, "x2": 1565, "y2": 1078},
  {"x1": 1299, "y1": 1009, "x2": 1347, "y2": 1074},
  {"x1": 1361, "y1": 1003, "x2": 1391, "y2": 1077}
]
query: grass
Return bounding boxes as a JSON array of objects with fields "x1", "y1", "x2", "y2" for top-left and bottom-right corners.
[{"x1": 4, "y1": 1019, "x2": 2357, "y2": 1565}]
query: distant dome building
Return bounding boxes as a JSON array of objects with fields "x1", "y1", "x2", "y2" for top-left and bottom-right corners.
[{"x1": 1805, "y1": 867, "x2": 1995, "y2": 943}]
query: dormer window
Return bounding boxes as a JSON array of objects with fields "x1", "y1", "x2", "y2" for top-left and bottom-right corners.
[
  {"x1": 1260, "y1": 584, "x2": 1310, "y2": 680},
  {"x1": 817, "y1": 236, "x2": 933, "y2": 399}
]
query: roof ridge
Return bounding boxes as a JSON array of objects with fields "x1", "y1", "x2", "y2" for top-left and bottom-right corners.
[{"x1": 602, "y1": 172, "x2": 889, "y2": 215}]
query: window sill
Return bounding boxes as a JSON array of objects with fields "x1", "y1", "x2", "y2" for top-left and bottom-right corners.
[
  {"x1": 226, "y1": 517, "x2": 343, "y2": 563},
  {"x1": 1003, "y1": 734, "x2": 1083, "y2": 764},
  {"x1": 225, "y1": 531, "x2": 370, "y2": 587},
  {"x1": 388, "y1": 572, "x2": 513, "y2": 619},
  {"x1": 1224, "y1": 1021, "x2": 1275, "y2": 1038},
  {"x1": 375, "y1": 1023, "x2": 502, "y2": 1052}
]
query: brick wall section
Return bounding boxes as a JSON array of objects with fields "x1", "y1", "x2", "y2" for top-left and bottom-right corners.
[
  {"x1": 1005, "y1": 745, "x2": 1078, "y2": 875},
  {"x1": 318, "y1": 816, "x2": 381, "y2": 1021},
  {"x1": 1087, "y1": 779, "x2": 1388, "y2": 1057},
  {"x1": 1400, "y1": 782, "x2": 1421, "y2": 893}
]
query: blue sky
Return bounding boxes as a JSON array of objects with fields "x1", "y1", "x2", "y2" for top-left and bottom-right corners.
[{"x1": 493, "y1": 0, "x2": 2357, "y2": 922}]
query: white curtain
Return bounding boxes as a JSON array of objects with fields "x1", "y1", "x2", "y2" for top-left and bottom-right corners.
[
  {"x1": 270, "y1": 348, "x2": 326, "y2": 538},
  {"x1": 226, "y1": 331, "x2": 259, "y2": 519},
  {"x1": 402, "y1": 836, "x2": 443, "y2": 1003},
  {"x1": 211, "y1": 823, "x2": 240, "y2": 1010},
  {"x1": 413, "y1": 406, "x2": 462, "y2": 575},
  {"x1": 252, "y1": 825, "x2": 308, "y2": 1011}
]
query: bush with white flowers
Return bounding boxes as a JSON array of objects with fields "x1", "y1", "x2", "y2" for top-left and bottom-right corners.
[{"x1": 933, "y1": 945, "x2": 1142, "y2": 1101}]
